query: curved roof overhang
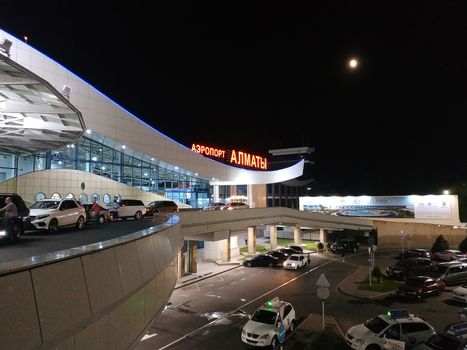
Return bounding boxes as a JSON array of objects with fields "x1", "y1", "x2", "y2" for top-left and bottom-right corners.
[
  {"x1": 0, "y1": 54, "x2": 85, "y2": 155},
  {"x1": 0, "y1": 29, "x2": 302, "y2": 185}
]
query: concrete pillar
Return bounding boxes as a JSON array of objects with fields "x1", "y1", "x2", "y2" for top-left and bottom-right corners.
[
  {"x1": 177, "y1": 250, "x2": 184, "y2": 278},
  {"x1": 248, "y1": 226, "x2": 256, "y2": 255},
  {"x1": 294, "y1": 224, "x2": 301, "y2": 246},
  {"x1": 223, "y1": 237, "x2": 231, "y2": 262},
  {"x1": 188, "y1": 241, "x2": 197, "y2": 274},
  {"x1": 319, "y1": 228, "x2": 326, "y2": 243},
  {"x1": 269, "y1": 225, "x2": 278, "y2": 250}
]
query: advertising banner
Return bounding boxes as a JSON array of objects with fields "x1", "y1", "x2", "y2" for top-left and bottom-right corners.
[{"x1": 299, "y1": 195, "x2": 455, "y2": 220}]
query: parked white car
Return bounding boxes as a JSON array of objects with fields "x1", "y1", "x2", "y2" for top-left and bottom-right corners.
[
  {"x1": 25, "y1": 198, "x2": 86, "y2": 233},
  {"x1": 453, "y1": 284, "x2": 467, "y2": 304},
  {"x1": 241, "y1": 297, "x2": 295, "y2": 348},
  {"x1": 346, "y1": 309, "x2": 435, "y2": 350},
  {"x1": 283, "y1": 254, "x2": 308, "y2": 270}
]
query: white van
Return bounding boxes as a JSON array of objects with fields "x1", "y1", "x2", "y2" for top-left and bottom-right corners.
[{"x1": 117, "y1": 199, "x2": 145, "y2": 220}]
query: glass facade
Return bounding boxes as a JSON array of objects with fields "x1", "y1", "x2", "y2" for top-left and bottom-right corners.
[{"x1": 0, "y1": 136, "x2": 210, "y2": 208}]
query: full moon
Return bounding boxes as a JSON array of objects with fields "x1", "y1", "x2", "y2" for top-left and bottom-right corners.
[{"x1": 349, "y1": 58, "x2": 358, "y2": 69}]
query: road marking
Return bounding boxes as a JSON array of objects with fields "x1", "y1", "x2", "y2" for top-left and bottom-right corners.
[
  {"x1": 155, "y1": 259, "x2": 335, "y2": 350},
  {"x1": 141, "y1": 333, "x2": 158, "y2": 341}
]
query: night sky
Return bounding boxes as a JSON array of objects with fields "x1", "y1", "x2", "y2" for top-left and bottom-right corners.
[{"x1": 2, "y1": 1, "x2": 467, "y2": 196}]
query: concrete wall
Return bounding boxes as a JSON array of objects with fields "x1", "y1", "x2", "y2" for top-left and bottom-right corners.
[
  {"x1": 374, "y1": 220, "x2": 467, "y2": 248},
  {"x1": 0, "y1": 216, "x2": 183, "y2": 350}
]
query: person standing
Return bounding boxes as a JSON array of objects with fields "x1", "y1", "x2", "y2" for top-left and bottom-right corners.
[
  {"x1": 0, "y1": 196, "x2": 18, "y2": 233},
  {"x1": 109, "y1": 199, "x2": 120, "y2": 221},
  {"x1": 90, "y1": 199, "x2": 102, "y2": 223}
]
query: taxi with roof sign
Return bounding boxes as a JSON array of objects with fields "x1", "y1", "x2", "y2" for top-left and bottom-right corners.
[
  {"x1": 346, "y1": 309, "x2": 435, "y2": 350},
  {"x1": 241, "y1": 297, "x2": 295, "y2": 348}
]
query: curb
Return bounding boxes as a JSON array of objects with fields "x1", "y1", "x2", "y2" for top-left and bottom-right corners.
[
  {"x1": 336, "y1": 266, "x2": 395, "y2": 300},
  {"x1": 175, "y1": 263, "x2": 242, "y2": 289}
]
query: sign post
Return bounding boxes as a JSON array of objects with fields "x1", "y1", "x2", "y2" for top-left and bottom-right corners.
[
  {"x1": 316, "y1": 273, "x2": 330, "y2": 330},
  {"x1": 400, "y1": 230, "x2": 405, "y2": 254}
]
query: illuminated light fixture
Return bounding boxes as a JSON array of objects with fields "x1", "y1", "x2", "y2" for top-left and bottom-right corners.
[
  {"x1": 212, "y1": 177, "x2": 215, "y2": 181},
  {"x1": 101, "y1": 166, "x2": 106, "y2": 170},
  {"x1": 121, "y1": 145, "x2": 126, "y2": 149},
  {"x1": 23, "y1": 35, "x2": 28, "y2": 42},
  {"x1": 195, "y1": 173, "x2": 198, "y2": 176},
  {"x1": 92, "y1": 156, "x2": 97, "y2": 161},
  {"x1": 151, "y1": 181, "x2": 155, "y2": 184},
  {"x1": 86, "y1": 129, "x2": 91, "y2": 134},
  {"x1": 443, "y1": 190, "x2": 450, "y2": 195},
  {"x1": 144, "y1": 173, "x2": 148, "y2": 176},
  {"x1": 71, "y1": 144, "x2": 75, "y2": 148},
  {"x1": 62, "y1": 85, "x2": 72, "y2": 100},
  {"x1": 0, "y1": 38, "x2": 13, "y2": 57},
  {"x1": 58, "y1": 161, "x2": 63, "y2": 165},
  {"x1": 151, "y1": 158, "x2": 154, "y2": 161},
  {"x1": 175, "y1": 166, "x2": 179, "y2": 170}
]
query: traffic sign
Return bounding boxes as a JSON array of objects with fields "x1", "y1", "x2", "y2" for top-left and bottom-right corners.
[{"x1": 316, "y1": 273, "x2": 330, "y2": 288}]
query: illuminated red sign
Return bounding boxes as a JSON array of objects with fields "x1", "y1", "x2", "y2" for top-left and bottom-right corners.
[{"x1": 191, "y1": 143, "x2": 268, "y2": 170}]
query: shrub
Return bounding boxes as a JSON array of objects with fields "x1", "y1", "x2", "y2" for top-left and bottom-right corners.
[
  {"x1": 372, "y1": 266, "x2": 383, "y2": 283},
  {"x1": 305, "y1": 328, "x2": 348, "y2": 350},
  {"x1": 460, "y1": 237, "x2": 467, "y2": 253},
  {"x1": 317, "y1": 242, "x2": 324, "y2": 250},
  {"x1": 431, "y1": 234, "x2": 449, "y2": 254}
]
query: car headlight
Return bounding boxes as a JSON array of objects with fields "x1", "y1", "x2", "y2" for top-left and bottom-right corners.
[
  {"x1": 259, "y1": 334, "x2": 270, "y2": 339},
  {"x1": 34, "y1": 214, "x2": 50, "y2": 220},
  {"x1": 354, "y1": 338, "x2": 365, "y2": 345},
  {"x1": 0, "y1": 230, "x2": 6, "y2": 236},
  {"x1": 242, "y1": 329, "x2": 246, "y2": 335}
]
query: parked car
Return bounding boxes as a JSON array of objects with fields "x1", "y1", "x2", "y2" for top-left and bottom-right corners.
[
  {"x1": 277, "y1": 247, "x2": 302, "y2": 258},
  {"x1": 386, "y1": 257, "x2": 434, "y2": 281},
  {"x1": 329, "y1": 238, "x2": 359, "y2": 254},
  {"x1": 0, "y1": 193, "x2": 29, "y2": 241},
  {"x1": 266, "y1": 250, "x2": 288, "y2": 264},
  {"x1": 143, "y1": 200, "x2": 178, "y2": 216},
  {"x1": 414, "y1": 332, "x2": 467, "y2": 350},
  {"x1": 283, "y1": 254, "x2": 308, "y2": 270},
  {"x1": 433, "y1": 250, "x2": 466, "y2": 262},
  {"x1": 286, "y1": 245, "x2": 303, "y2": 254},
  {"x1": 346, "y1": 309, "x2": 435, "y2": 350},
  {"x1": 398, "y1": 249, "x2": 433, "y2": 260},
  {"x1": 395, "y1": 276, "x2": 445, "y2": 301},
  {"x1": 241, "y1": 297, "x2": 295, "y2": 348},
  {"x1": 243, "y1": 254, "x2": 279, "y2": 267},
  {"x1": 203, "y1": 202, "x2": 225, "y2": 211},
  {"x1": 453, "y1": 283, "x2": 467, "y2": 304},
  {"x1": 427, "y1": 262, "x2": 467, "y2": 286},
  {"x1": 25, "y1": 198, "x2": 86, "y2": 233},
  {"x1": 115, "y1": 199, "x2": 145, "y2": 220},
  {"x1": 221, "y1": 202, "x2": 249, "y2": 210},
  {"x1": 82, "y1": 203, "x2": 110, "y2": 224}
]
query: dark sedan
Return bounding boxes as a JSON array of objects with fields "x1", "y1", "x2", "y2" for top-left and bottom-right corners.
[
  {"x1": 243, "y1": 254, "x2": 279, "y2": 267},
  {"x1": 397, "y1": 248, "x2": 433, "y2": 260},
  {"x1": 386, "y1": 257, "x2": 434, "y2": 281},
  {"x1": 395, "y1": 276, "x2": 445, "y2": 301},
  {"x1": 266, "y1": 251, "x2": 288, "y2": 264}
]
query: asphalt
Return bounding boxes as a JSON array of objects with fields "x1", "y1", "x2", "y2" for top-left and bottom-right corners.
[{"x1": 173, "y1": 244, "x2": 396, "y2": 349}]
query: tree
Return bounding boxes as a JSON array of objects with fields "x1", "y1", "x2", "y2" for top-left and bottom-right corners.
[
  {"x1": 372, "y1": 266, "x2": 383, "y2": 283},
  {"x1": 459, "y1": 237, "x2": 467, "y2": 253},
  {"x1": 431, "y1": 234, "x2": 449, "y2": 254}
]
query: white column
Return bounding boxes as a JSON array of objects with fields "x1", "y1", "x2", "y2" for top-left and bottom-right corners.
[
  {"x1": 247, "y1": 184, "x2": 253, "y2": 208},
  {"x1": 177, "y1": 250, "x2": 184, "y2": 278},
  {"x1": 213, "y1": 185, "x2": 220, "y2": 202},
  {"x1": 294, "y1": 224, "x2": 301, "y2": 246},
  {"x1": 248, "y1": 226, "x2": 256, "y2": 255},
  {"x1": 269, "y1": 225, "x2": 278, "y2": 250}
]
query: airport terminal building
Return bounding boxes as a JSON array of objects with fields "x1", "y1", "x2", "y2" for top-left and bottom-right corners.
[{"x1": 0, "y1": 29, "x2": 304, "y2": 207}]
